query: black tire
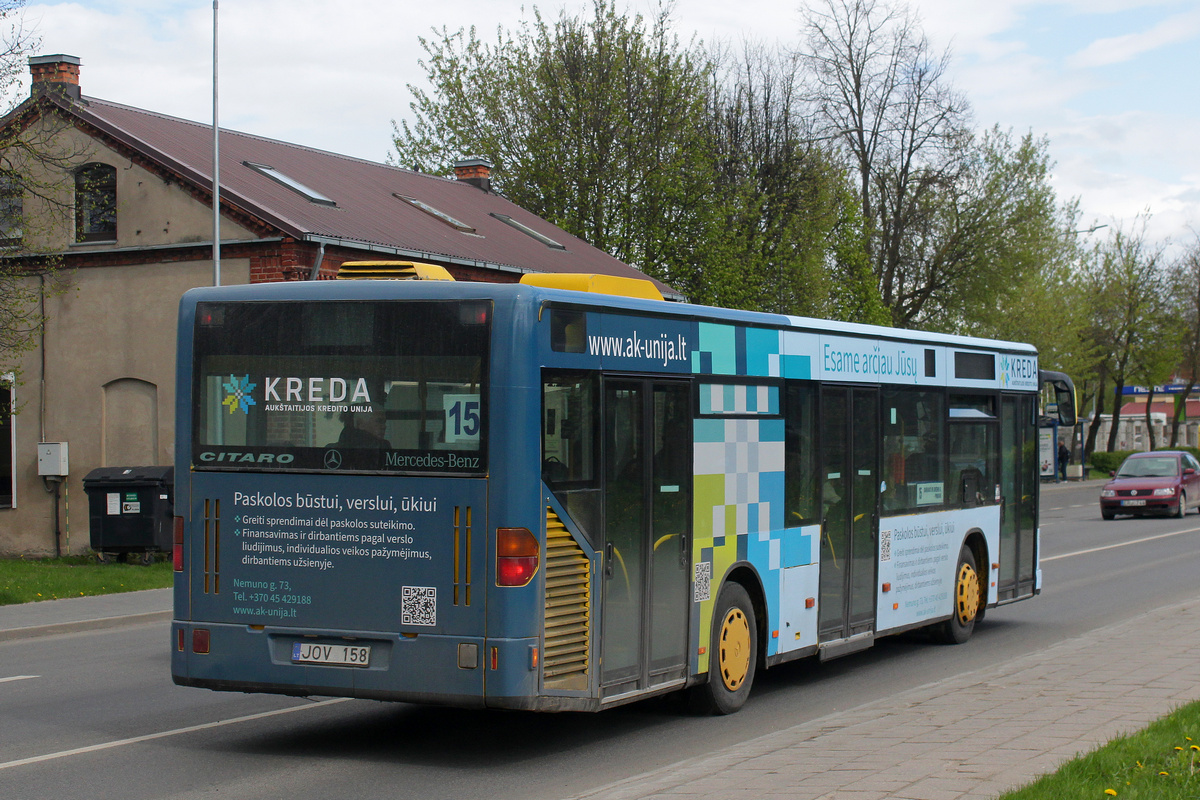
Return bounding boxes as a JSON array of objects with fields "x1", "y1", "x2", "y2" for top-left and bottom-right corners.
[
  {"x1": 689, "y1": 582, "x2": 757, "y2": 715},
  {"x1": 936, "y1": 545, "x2": 980, "y2": 645},
  {"x1": 1101, "y1": 509, "x2": 1115, "y2": 521},
  {"x1": 1176, "y1": 491, "x2": 1187, "y2": 519}
]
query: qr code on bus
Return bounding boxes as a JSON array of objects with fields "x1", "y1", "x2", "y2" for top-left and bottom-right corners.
[
  {"x1": 880, "y1": 529, "x2": 892, "y2": 562},
  {"x1": 694, "y1": 562, "x2": 712, "y2": 603},
  {"x1": 401, "y1": 586, "x2": 437, "y2": 626}
]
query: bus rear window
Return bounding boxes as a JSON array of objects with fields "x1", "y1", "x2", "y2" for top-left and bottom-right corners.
[{"x1": 192, "y1": 300, "x2": 490, "y2": 474}]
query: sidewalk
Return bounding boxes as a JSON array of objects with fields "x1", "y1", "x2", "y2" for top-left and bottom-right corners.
[
  {"x1": 0, "y1": 587, "x2": 170, "y2": 642},
  {"x1": 3, "y1": 588, "x2": 1198, "y2": 799},
  {"x1": 569, "y1": 595, "x2": 1200, "y2": 800}
]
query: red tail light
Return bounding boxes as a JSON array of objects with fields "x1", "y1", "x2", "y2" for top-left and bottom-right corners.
[
  {"x1": 192, "y1": 628, "x2": 210, "y2": 654},
  {"x1": 496, "y1": 527, "x2": 538, "y2": 587},
  {"x1": 173, "y1": 516, "x2": 185, "y2": 572}
]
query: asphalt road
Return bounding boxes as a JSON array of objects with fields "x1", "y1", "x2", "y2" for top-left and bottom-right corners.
[{"x1": 3, "y1": 480, "x2": 1198, "y2": 800}]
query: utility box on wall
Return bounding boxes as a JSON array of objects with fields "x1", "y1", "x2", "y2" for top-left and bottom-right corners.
[{"x1": 37, "y1": 442, "x2": 69, "y2": 476}]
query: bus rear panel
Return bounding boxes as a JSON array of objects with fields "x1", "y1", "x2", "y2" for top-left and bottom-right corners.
[{"x1": 172, "y1": 289, "x2": 545, "y2": 708}]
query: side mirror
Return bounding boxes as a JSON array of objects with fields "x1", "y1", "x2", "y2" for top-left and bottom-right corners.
[
  {"x1": 1185, "y1": 467, "x2": 1196, "y2": 476},
  {"x1": 1110, "y1": 470, "x2": 1116, "y2": 478},
  {"x1": 1039, "y1": 370, "x2": 1077, "y2": 427}
]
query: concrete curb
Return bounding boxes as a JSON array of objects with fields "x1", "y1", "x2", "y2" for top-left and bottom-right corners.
[{"x1": 0, "y1": 609, "x2": 172, "y2": 642}]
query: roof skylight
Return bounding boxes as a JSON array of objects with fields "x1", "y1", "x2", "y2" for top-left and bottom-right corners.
[
  {"x1": 490, "y1": 213, "x2": 566, "y2": 250},
  {"x1": 243, "y1": 161, "x2": 336, "y2": 206},
  {"x1": 393, "y1": 194, "x2": 476, "y2": 233}
]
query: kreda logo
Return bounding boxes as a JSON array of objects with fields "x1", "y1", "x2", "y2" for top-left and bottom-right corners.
[{"x1": 222, "y1": 374, "x2": 257, "y2": 415}]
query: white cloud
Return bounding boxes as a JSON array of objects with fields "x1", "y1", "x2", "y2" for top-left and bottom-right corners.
[{"x1": 1068, "y1": 6, "x2": 1200, "y2": 68}]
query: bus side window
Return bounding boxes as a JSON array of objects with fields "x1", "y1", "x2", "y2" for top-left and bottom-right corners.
[
  {"x1": 550, "y1": 309, "x2": 586, "y2": 353},
  {"x1": 882, "y1": 388, "x2": 946, "y2": 513},
  {"x1": 542, "y1": 371, "x2": 601, "y2": 541},
  {"x1": 784, "y1": 381, "x2": 819, "y2": 527}
]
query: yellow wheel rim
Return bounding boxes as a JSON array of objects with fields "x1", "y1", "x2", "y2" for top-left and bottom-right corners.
[
  {"x1": 955, "y1": 561, "x2": 980, "y2": 625},
  {"x1": 718, "y1": 607, "x2": 751, "y2": 691}
]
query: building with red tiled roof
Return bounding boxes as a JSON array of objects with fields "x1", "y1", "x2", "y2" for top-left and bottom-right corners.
[{"x1": 0, "y1": 54, "x2": 674, "y2": 556}]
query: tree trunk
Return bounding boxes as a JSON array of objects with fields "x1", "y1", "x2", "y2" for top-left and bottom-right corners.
[
  {"x1": 1170, "y1": 381, "x2": 1195, "y2": 447},
  {"x1": 1145, "y1": 386, "x2": 1157, "y2": 451},
  {"x1": 1106, "y1": 380, "x2": 1125, "y2": 452},
  {"x1": 1085, "y1": 373, "x2": 1107, "y2": 461}
]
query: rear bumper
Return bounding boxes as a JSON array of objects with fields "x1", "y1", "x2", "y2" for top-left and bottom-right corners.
[{"x1": 171, "y1": 621, "x2": 543, "y2": 708}]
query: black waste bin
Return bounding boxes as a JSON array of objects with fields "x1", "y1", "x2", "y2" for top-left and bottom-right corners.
[{"x1": 82, "y1": 466, "x2": 174, "y2": 562}]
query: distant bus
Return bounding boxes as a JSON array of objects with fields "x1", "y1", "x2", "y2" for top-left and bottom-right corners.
[{"x1": 171, "y1": 267, "x2": 1076, "y2": 714}]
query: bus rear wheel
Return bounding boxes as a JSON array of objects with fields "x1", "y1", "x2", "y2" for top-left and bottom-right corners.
[
  {"x1": 690, "y1": 582, "x2": 757, "y2": 715},
  {"x1": 937, "y1": 546, "x2": 980, "y2": 645}
]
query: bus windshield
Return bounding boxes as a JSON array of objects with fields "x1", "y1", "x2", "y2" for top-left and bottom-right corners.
[{"x1": 192, "y1": 299, "x2": 490, "y2": 474}]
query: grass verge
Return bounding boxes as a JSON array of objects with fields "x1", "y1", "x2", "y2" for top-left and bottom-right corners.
[
  {"x1": 0, "y1": 555, "x2": 173, "y2": 606},
  {"x1": 1000, "y1": 700, "x2": 1200, "y2": 799}
]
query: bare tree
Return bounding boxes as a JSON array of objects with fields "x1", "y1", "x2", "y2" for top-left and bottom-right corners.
[
  {"x1": 0, "y1": 4, "x2": 111, "y2": 373},
  {"x1": 800, "y1": 0, "x2": 973, "y2": 325}
]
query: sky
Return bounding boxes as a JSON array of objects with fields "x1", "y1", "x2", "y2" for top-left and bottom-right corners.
[{"x1": 12, "y1": 0, "x2": 1200, "y2": 251}]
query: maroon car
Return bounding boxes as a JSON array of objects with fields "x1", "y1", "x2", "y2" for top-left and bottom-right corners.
[{"x1": 1100, "y1": 450, "x2": 1200, "y2": 520}]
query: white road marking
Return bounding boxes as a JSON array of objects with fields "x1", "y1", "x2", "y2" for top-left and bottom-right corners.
[
  {"x1": 1043, "y1": 526, "x2": 1200, "y2": 562},
  {"x1": 0, "y1": 697, "x2": 352, "y2": 771},
  {"x1": 0, "y1": 675, "x2": 39, "y2": 684}
]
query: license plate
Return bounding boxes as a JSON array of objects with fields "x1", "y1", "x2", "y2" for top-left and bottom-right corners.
[
  {"x1": 1121, "y1": 499, "x2": 1147, "y2": 507},
  {"x1": 292, "y1": 641, "x2": 371, "y2": 667}
]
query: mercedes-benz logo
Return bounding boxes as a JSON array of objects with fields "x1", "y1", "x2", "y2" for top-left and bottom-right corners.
[{"x1": 324, "y1": 449, "x2": 343, "y2": 470}]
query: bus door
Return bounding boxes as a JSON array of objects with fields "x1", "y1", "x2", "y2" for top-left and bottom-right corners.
[
  {"x1": 818, "y1": 386, "x2": 879, "y2": 646},
  {"x1": 600, "y1": 378, "x2": 691, "y2": 696},
  {"x1": 999, "y1": 394, "x2": 1038, "y2": 600}
]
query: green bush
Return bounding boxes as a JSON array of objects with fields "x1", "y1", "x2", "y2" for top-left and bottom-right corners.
[{"x1": 1090, "y1": 450, "x2": 1134, "y2": 475}]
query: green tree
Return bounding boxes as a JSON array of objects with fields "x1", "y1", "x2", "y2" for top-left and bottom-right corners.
[
  {"x1": 702, "y1": 42, "x2": 881, "y2": 318},
  {"x1": 1080, "y1": 217, "x2": 1168, "y2": 452},
  {"x1": 392, "y1": 2, "x2": 873, "y2": 318},
  {"x1": 1164, "y1": 235, "x2": 1200, "y2": 446},
  {"x1": 393, "y1": 1, "x2": 719, "y2": 293}
]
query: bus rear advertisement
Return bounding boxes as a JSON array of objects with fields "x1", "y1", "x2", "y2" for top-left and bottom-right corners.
[{"x1": 171, "y1": 273, "x2": 1075, "y2": 714}]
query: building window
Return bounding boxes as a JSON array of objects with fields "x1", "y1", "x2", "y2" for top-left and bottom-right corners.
[
  {"x1": 75, "y1": 163, "x2": 117, "y2": 242},
  {"x1": 0, "y1": 173, "x2": 22, "y2": 245},
  {"x1": 0, "y1": 375, "x2": 12, "y2": 508}
]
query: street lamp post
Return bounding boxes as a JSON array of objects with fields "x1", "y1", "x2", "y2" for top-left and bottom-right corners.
[{"x1": 212, "y1": 0, "x2": 220, "y2": 286}]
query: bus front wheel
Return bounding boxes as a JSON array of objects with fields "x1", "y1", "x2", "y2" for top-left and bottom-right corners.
[
  {"x1": 937, "y1": 546, "x2": 980, "y2": 645},
  {"x1": 690, "y1": 582, "x2": 757, "y2": 715}
]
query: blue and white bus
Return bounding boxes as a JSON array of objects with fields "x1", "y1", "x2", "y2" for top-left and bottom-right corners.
[{"x1": 171, "y1": 268, "x2": 1075, "y2": 714}]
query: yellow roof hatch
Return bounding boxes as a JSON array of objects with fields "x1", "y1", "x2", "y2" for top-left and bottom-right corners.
[
  {"x1": 336, "y1": 261, "x2": 455, "y2": 281},
  {"x1": 519, "y1": 273, "x2": 663, "y2": 301}
]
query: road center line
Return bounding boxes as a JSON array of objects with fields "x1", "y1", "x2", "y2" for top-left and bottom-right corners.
[
  {"x1": 0, "y1": 697, "x2": 352, "y2": 771},
  {"x1": 0, "y1": 675, "x2": 39, "y2": 684},
  {"x1": 1043, "y1": 526, "x2": 1200, "y2": 562}
]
